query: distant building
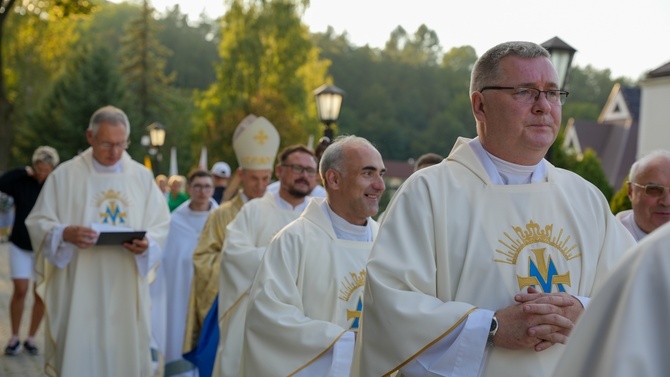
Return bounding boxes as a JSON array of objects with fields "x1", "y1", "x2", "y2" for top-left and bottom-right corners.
[
  {"x1": 382, "y1": 160, "x2": 415, "y2": 194},
  {"x1": 562, "y1": 84, "x2": 640, "y2": 189},
  {"x1": 639, "y1": 61, "x2": 670, "y2": 158}
]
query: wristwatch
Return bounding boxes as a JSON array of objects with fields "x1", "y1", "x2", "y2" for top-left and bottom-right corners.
[{"x1": 487, "y1": 316, "x2": 498, "y2": 347}]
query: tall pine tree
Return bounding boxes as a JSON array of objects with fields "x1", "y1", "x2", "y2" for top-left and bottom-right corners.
[{"x1": 17, "y1": 44, "x2": 126, "y2": 161}]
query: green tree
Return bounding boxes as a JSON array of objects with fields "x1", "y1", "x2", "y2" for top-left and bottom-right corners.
[
  {"x1": 157, "y1": 5, "x2": 219, "y2": 90},
  {"x1": 15, "y1": 44, "x2": 126, "y2": 161},
  {"x1": 0, "y1": 0, "x2": 94, "y2": 170},
  {"x1": 553, "y1": 136, "x2": 613, "y2": 201},
  {"x1": 195, "y1": 0, "x2": 329, "y2": 167},
  {"x1": 610, "y1": 179, "x2": 631, "y2": 214},
  {"x1": 120, "y1": 0, "x2": 175, "y2": 129}
]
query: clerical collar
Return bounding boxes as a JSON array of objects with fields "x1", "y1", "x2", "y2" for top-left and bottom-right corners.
[
  {"x1": 273, "y1": 190, "x2": 310, "y2": 212},
  {"x1": 468, "y1": 137, "x2": 547, "y2": 185},
  {"x1": 239, "y1": 191, "x2": 250, "y2": 204},
  {"x1": 321, "y1": 200, "x2": 372, "y2": 242},
  {"x1": 631, "y1": 217, "x2": 648, "y2": 241},
  {"x1": 91, "y1": 157, "x2": 122, "y2": 173}
]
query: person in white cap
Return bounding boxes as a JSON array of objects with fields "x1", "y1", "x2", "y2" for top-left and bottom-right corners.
[
  {"x1": 210, "y1": 162, "x2": 231, "y2": 204},
  {"x1": 216, "y1": 143, "x2": 318, "y2": 377},
  {"x1": 242, "y1": 135, "x2": 386, "y2": 376},
  {"x1": 183, "y1": 115, "x2": 279, "y2": 367}
]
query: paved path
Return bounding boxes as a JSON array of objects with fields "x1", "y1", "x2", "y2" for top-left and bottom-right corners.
[{"x1": 0, "y1": 242, "x2": 45, "y2": 376}]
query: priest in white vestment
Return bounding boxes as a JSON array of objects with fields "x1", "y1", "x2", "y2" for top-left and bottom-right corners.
[
  {"x1": 243, "y1": 136, "x2": 386, "y2": 376},
  {"x1": 615, "y1": 149, "x2": 670, "y2": 241},
  {"x1": 353, "y1": 42, "x2": 636, "y2": 377},
  {"x1": 185, "y1": 115, "x2": 278, "y2": 357},
  {"x1": 552, "y1": 221, "x2": 670, "y2": 377},
  {"x1": 216, "y1": 144, "x2": 319, "y2": 377},
  {"x1": 25, "y1": 106, "x2": 170, "y2": 377},
  {"x1": 154, "y1": 170, "x2": 218, "y2": 377}
]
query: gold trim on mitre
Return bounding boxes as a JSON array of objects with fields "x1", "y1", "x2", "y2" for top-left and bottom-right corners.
[{"x1": 233, "y1": 114, "x2": 280, "y2": 170}]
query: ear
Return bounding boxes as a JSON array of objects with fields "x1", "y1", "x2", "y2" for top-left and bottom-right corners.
[
  {"x1": 275, "y1": 164, "x2": 282, "y2": 178},
  {"x1": 471, "y1": 91, "x2": 487, "y2": 123},
  {"x1": 324, "y1": 169, "x2": 340, "y2": 189},
  {"x1": 627, "y1": 182, "x2": 633, "y2": 199},
  {"x1": 86, "y1": 130, "x2": 94, "y2": 146}
]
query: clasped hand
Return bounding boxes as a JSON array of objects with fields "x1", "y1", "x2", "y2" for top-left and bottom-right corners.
[{"x1": 493, "y1": 286, "x2": 583, "y2": 352}]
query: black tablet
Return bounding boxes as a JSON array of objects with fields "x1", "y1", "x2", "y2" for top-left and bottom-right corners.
[{"x1": 96, "y1": 231, "x2": 147, "y2": 246}]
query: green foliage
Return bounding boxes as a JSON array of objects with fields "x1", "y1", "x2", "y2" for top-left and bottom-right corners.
[
  {"x1": 156, "y1": 5, "x2": 219, "y2": 90},
  {"x1": 1, "y1": 1, "x2": 637, "y2": 176},
  {"x1": 15, "y1": 44, "x2": 126, "y2": 161},
  {"x1": 120, "y1": 0, "x2": 175, "y2": 129},
  {"x1": 610, "y1": 178, "x2": 632, "y2": 214},
  {"x1": 313, "y1": 28, "x2": 476, "y2": 160},
  {"x1": 552, "y1": 138, "x2": 614, "y2": 201},
  {"x1": 0, "y1": 0, "x2": 95, "y2": 170},
  {"x1": 195, "y1": 0, "x2": 328, "y2": 168}
]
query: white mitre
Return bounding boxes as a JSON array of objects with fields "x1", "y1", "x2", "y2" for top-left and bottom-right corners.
[{"x1": 233, "y1": 115, "x2": 280, "y2": 170}]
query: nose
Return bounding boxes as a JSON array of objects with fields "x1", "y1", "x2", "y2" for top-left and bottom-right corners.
[
  {"x1": 660, "y1": 189, "x2": 670, "y2": 205},
  {"x1": 373, "y1": 175, "x2": 386, "y2": 192},
  {"x1": 532, "y1": 93, "x2": 552, "y2": 113}
]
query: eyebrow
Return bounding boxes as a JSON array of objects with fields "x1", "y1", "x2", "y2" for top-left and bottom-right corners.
[
  {"x1": 516, "y1": 82, "x2": 560, "y2": 89},
  {"x1": 362, "y1": 166, "x2": 386, "y2": 174}
]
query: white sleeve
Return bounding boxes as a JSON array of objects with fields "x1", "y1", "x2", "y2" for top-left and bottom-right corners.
[
  {"x1": 294, "y1": 331, "x2": 355, "y2": 377},
  {"x1": 574, "y1": 295, "x2": 590, "y2": 308},
  {"x1": 135, "y1": 235, "x2": 161, "y2": 276},
  {"x1": 41, "y1": 225, "x2": 77, "y2": 268},
  {"x1": 400, "y1": 309, "x2": 492, "y2": 377}
]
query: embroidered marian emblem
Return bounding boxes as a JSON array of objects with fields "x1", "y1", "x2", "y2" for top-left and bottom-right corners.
[
  {"x1": 95, "y1": 189, "x2": 130, "y2": 226},
  {"x1": 338, "y1": 270, "x2": 366, "y2": 330},
  {"x1": 495, "y1": 220, "x2": 580, "y2": 293}
]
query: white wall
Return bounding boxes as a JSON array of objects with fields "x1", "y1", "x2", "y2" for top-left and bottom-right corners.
[{"x1": 638, "y1": 75, "x2": 670, "y2": 158}]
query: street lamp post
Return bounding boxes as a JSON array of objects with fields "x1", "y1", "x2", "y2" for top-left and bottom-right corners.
[
  {"x1": 541, "y1": 36, "x2": 577, "y2": 91},
  {"x1": 540, "y1": 37, "x2": 577, "y2": 163},
  {"x1": 313, "y1": 84, "x2": 345, "y2": 141},
  {"x1": 146, "y1": 122, "x2": 166, "y2": 177}
]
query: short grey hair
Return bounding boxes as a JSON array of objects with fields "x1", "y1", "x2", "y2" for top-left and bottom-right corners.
[
  {"x1": 629, "y1": 149, "x2": 670, "y2": 183},
  {"x1": 319, "y1": 135, "x2": 375, "y2": 186},
  {"x1": 32, "y1": 146, "x2": 60, "y2": 167},
  {"x1": 88, "y1": 106, "x2": 130, "y2": 137},
  {"x1": 470, "y1": 41, "x2": 551, "y2": 95}
]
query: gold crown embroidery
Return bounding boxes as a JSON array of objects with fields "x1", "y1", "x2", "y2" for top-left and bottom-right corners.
[
  {"x1": 338, "y1": 270, "x2": 366, "y2": 302},
  {"x1": 495, "y1": 220, "x2": 579, "y2": 265},
  {"x1": 95, "y1": 189, "x2": 130, "y2": 225}
]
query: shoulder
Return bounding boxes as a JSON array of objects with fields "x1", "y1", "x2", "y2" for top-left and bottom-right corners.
[{"x1": 552, "y1": 167, "x2": 607, "y2": 197}]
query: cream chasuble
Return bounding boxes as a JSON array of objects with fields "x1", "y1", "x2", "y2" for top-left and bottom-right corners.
[
  {"x1": 216, "y1": 191, "x2": 306, "y2": 377},
  {"x1": 354, "y1": 138, "x2": 635, "y2": 377},
  {"x1": 183, "y1": 194, "x2": 244, "y2": 352},
  {"x1": 160, "y1": 198, "x2": 217, "y2": 376},
  {"x1": 243, "y1": 198, "x2": 378, "y2": 376},
  {"x1": 553, "y1": 222, "x2": 670, "y2": 377},
  {"x1": 25, "y1": 148, "x2": 170, "y2": 377}
]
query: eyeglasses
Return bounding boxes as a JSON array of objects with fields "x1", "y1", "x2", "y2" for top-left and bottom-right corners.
[
  {"x1": 631, "y1": 182, "x2": 670, "y2": 198},
  {"x1": 191, "y1": 184, "x2": 213, "y2": 192},
  {"x1": 479, "y1": 86, "x2": 569, "y2": 105},
  {"x1": 97, "y1": 140, "x2": 130, "y2": 150},
  {"x1": 282, "y1": 164, "x2": 317, "y2": 176}
]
